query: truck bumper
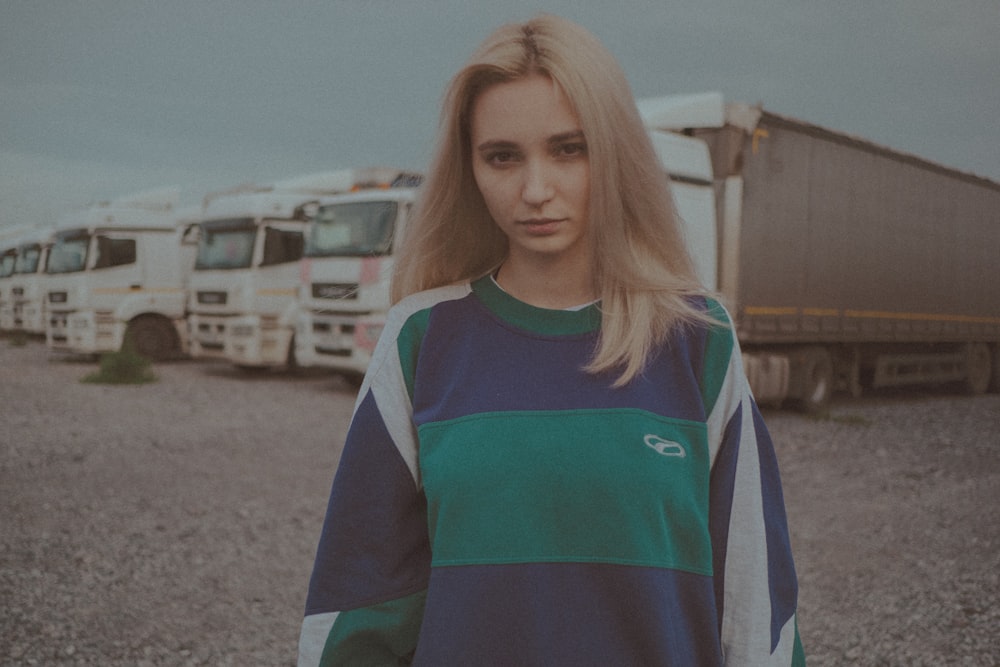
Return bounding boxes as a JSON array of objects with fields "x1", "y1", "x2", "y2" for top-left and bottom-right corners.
[
  {"x1": 188, "y1": 313, "x2": 229, "y2": 361},
  {"x1": 66, "y1": 310, "x2": 124, "y2": 355},
  {"x1": 225, "y1": 314, "x2": 293, "y2": 367},
  {"x1": 294, "y1": 310, "x2": 380, "y2": 375},
  {"x1": 16, "y1": 301, "x2": 47, "y2": 335},
  {"x1": 46, "y1": 310, "x2": 71, "y2": 351}
]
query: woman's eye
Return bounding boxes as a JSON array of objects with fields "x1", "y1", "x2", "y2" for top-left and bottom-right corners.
[
  {"x1": 486, "y1": 151, "x2": 519, "y2": 166},
  {"x1": 556, "y1": 142, "x2": 588, "y2": 158}
]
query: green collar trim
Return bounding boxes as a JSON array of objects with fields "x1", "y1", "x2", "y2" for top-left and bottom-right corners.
[{"x1": 471, "y1": 274, "x2": 601, "y2": 336}]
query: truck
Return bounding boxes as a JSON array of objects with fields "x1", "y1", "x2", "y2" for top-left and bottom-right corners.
[
  {"x1": 639, "y1": 92, "x2": 1000, "y2": 411},
  {"x1": 0, "y1": 226, "x2": 54, "y2": 336},
  {"x1": 44, "y1": 189, "x2": 196, "y2": 360},
  {"x1": 0, "y1": 226, "x2": 34, "y2": 333},
  {"x1": 187, "y1": 171, "x2": 378, "y2": 370},
  {"x1": 293, "y1": 170, "x2": 424, "y2": 380}
]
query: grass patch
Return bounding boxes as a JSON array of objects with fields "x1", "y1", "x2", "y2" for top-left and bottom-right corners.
[
  {"x1": 81, "y1": 342, "x2": 157, "y2": 385},
  {"x1": 807, "y1": 411, "x2": 873, "y2": 426},
  {"x1": 7, "y1": 330, "x2": 29, "y2": 347}
]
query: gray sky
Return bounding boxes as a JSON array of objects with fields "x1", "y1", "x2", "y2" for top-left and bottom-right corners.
[{"x1": 2, "y1": 0, "x2": 998, "y2": 230}]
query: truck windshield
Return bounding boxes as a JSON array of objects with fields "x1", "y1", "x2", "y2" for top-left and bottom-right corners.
[
  {"x1": 14, "y1": 244, "x2": 42, "y2": 274},
  {"x1": 260, "y1": 222, "x2": 304, "y2": 266},
  {"x1": 195, "y1": 218, "x2": 256, "y2": 270},
  {"x1": 305, "y1": 201, "x2": 397, "y2": 258},
  {"x1": 0, "y1": 249, "x2": 16, "y2": 277},
  {"x1": 47, "y1": 230, "x2": 90, "y2": 274}
]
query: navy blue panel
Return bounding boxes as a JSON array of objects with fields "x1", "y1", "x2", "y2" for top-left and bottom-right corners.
[
  {"x1": 708, "y1": 402, "x2": 742, "y2": 634},
  {"x1": 412, "y1": 562, "x2": 722, "y2": 666},
  {"x1": 752, "y1": 401, "x2": 798, "y2": 650},
  {"x1": 411, "y1": 294, "x2": 709, "y2": 426},
  {"x1": 305, "y1": 390, "x2": 431, "y2": 614}
]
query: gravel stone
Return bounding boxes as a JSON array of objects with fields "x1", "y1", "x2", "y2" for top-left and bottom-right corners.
[{"x1": 1, "y1": 339, "x2": 998, "y2": 666}]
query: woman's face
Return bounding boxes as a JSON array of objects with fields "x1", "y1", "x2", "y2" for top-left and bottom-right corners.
[{"x1": 470, "y1": 74, "x2": 591, "y2": 267}]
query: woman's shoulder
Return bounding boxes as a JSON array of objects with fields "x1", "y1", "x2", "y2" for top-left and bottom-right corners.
[
  {"x1": 678, "y1": 292, "x2": 733, "y2": 333},
  {"x1": 391, "y1": 282, "x2": 473, "y2": 316},
  {"x1": 384, "y1": 282, "x2": 475, "y2": 335}
]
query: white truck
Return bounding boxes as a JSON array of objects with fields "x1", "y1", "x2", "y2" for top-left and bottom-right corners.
[
  {"x1": 44, "y1": 189, "x2": 197, "y2": 360},
  {"x1": 187, "y1": 171, "x2": 381, "y2": 370},
  {"x1": 0, "y1": 227, "x2": 28, "y2": 332},
  {"x1": 294, "y1": 171, "x2": 424, "y2": 380},
  {"x1": 0, "y1": 226, "x2": 54, "y2": 336}
]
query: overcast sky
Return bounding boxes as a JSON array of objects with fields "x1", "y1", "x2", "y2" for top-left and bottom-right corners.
[{"x1": 2, "y1": 0, "x2": 998, "y2": 231}]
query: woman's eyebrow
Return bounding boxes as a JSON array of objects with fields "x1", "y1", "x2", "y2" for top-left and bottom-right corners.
[
  {"x1": 476, "y1": 130, "x2": 584, "y2": 153},
  {"x1": 475, "y1": 139, "x2": 519, "y2": 152},
  {"x1": 547, "y1": 130, "x2": 586, "y2": 145}
]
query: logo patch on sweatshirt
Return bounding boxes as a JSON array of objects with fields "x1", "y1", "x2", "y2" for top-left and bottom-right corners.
[{"x1": 643, "y1": 434, "x2": 687, "y2": 458}]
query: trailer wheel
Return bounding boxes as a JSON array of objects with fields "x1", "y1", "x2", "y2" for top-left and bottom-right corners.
[
  {"x1": 125, "y1": 316, "x2": 179, "y2": 361},
  {"x1": 835, "y1": 346, "x2": 863, "y2": 399},
  {"x1": 962, "y1": 342, "x2": 992, "y2": 395},
  {"x1": 793, "y1": 346, "x2": 834, "y2": 414}
]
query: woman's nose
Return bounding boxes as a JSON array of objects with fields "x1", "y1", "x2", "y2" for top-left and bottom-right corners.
[{"x1": 521, "y1": 160, "x2": 554, "y2": 206}]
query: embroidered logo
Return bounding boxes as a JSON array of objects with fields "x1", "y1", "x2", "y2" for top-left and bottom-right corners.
[{"x1": 643, "y1": 434, "x2": 687, "y2": 458}]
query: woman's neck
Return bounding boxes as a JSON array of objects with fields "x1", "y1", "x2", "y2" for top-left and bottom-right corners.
[{"x1": 494, "y1": 254, "x2": 596, "y2": 310}]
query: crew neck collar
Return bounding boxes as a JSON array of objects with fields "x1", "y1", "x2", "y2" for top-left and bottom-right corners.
[{"x1": 471, "y1": 274, "x2": 601, "y2": 336}]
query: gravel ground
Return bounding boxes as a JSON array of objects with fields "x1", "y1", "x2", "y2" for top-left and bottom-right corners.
[{"x1": 1, "y1": 338, "x2": 998, "y2": 666}]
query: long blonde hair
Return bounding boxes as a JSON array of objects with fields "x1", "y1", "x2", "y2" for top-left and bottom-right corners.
[{"x1": 392, "y1": 14, "x2": 718, "y2": 385}]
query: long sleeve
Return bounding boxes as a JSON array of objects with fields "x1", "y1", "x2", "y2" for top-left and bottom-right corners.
[
  {"x1": 703, "y1": 304, "x2": 806, "y2": 666},
  {"x1": 297, "y1": 389, "x2": 430, "y2": 666},
  {"x1": 297, "y1": 285, "x2": 470, "y2": 667}
]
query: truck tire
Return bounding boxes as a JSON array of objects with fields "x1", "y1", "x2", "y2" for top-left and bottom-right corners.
[
  {"x1": 125, "y1": 316, "x2": 179, "y2": 361},
  {"x1": 792, "y1": 346, "x2": 834, "y2": 414},
  {"x1": 285, "y1": 336, "x2": 299, "y2": 373},
  {"x1": 962, "y1": 342, "x2": 992, "y2": 395},
  {"x1": 835, "y1": 346, "x2": 863, "y2": 399}
]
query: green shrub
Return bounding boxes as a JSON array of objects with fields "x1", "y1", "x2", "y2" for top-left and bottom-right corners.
[
  {"x1": 81, "y1": 342, "x2": 157, "y2": 385},
  {"x1": 8, "y1": 330, "x2": 28, "y2": 347}
]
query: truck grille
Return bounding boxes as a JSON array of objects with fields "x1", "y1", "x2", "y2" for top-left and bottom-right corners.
[
  {"x1": 312, "y1": 283, "x2": 359, "y2": 300},
  {"x1": 49, "y1": 291, "x2": 67, "y2": 304},
  {"x1": 197, "y1": 291, "x2": 228, "y2": 305}
]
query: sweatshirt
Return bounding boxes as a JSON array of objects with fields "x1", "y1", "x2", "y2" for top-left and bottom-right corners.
[{"x1": 299, "y1": 275, "x2": 805, "y2": 666}]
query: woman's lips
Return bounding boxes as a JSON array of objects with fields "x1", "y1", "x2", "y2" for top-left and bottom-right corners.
[{"x1": 518, "y1": 218, "x2": 563, "y2": 234}]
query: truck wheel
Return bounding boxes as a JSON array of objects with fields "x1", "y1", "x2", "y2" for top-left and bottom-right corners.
[
  {"x1": 125, "y1": 317, "x2": 178, "y2": 361},
  {"x1": 793, "y1": 346, "x2": 833, "y2": 414},
  {"x1": 962, "y1": 342, "x2": 992, "y2": 395},
  {"x1": 285, "y1": 336, "x2": 299, "y2": 373}
]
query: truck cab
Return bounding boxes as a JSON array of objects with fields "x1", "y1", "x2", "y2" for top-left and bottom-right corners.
[
  {"x1": 45, "y1": 189, "x2": 194, "y2": 360},
  {"x1": 4, "y1": 227, "x2": 54, "y2": 336},
  {"x1": 0, "y1": 226, "x2": 34, "y2": 333},
  {"x1": 188, "y1": 172, "x2": 381, "y2": 370},
  {"x1": 294, "y1": 174, "x2": 422, "y2": 378}
]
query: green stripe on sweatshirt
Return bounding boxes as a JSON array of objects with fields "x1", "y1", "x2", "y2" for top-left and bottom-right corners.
[
  {"x1": 322, "y1": 590, "x2": 427, "y2": 666},
  {"x1": 419, "y1": 409, "x2": 712, "y2": 574}
]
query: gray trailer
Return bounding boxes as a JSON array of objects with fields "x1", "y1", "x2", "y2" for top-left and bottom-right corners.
[{"x1": 643, "y1": 95, "x2": 1000, "y2": 411}]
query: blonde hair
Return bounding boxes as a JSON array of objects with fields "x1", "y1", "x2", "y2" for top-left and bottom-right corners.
[{"x1": 392, "y1": 14, "x2": 718, "y2": 385}]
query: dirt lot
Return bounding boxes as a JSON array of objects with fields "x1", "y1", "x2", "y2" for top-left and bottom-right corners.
[{"x1": 1, "y1": 339, "x2": 998, "y2": 666}]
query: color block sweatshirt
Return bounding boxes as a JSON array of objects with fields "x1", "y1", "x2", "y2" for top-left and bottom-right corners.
[{"x1": 299, "y1": 275, "x2": 805, "y2": 666}]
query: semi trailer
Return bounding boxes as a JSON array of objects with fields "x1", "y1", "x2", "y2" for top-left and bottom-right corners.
[{"x1": 641, "y1": 93, "x2": 1000, "y2": 411}]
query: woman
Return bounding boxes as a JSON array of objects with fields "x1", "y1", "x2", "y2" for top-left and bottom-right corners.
[{"x1": 299, "y1": 14, "x2": 805, "y2": 666}]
